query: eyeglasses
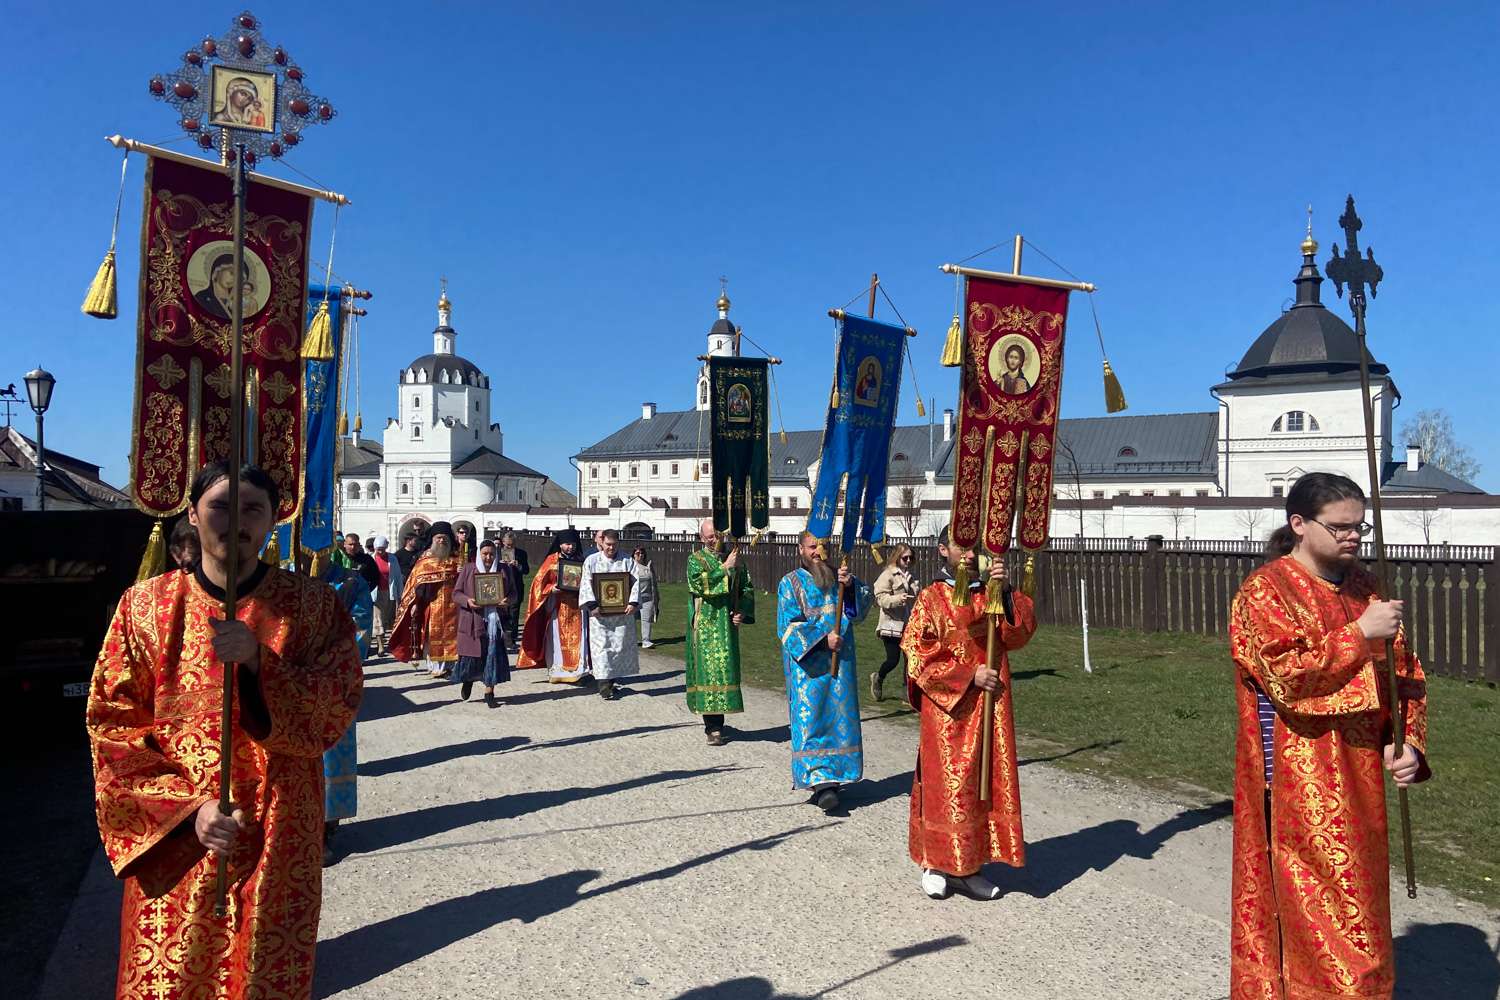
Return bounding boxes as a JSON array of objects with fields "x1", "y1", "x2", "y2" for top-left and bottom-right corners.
[{"x1": 1309, "y1": 518, "x2": 1373, "y2": 540}]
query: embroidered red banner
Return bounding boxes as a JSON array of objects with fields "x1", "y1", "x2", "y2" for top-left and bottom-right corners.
[
  {"x1": 130, "y1": 155, "x2": 311, "y2": 522},
  {"x1": 949, "y1": 277, "x2": 1070, "y2": 555}
]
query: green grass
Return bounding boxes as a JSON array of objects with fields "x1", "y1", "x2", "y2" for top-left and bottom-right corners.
[{"x1": 651, "y1": 580, "x2": 1500, "y2": 907}]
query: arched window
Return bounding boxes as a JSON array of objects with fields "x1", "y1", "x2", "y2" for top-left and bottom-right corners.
[
  {"x1": 423, "y1": 482, "x2": 434, "y2": 496},
  {"x1": 347, "y1": 482, "x2": 361, "y2": 500},
  {"x1": 399, "y1": 480, "x2": 411, "y2": 496},
  {"x1": 1272, "y1": 410, "x2": 1319, "y2": 433},
  {"x1": 439, "y1": 369, "x2": 450, "y2": 384},
  {"x1": 369, "y1": 482, "x2": 380, "y2": 499},
  {"x1": 417, "y1": 369, "x2": 428, "y2": 383},
  {"x1": 413, "y1": 395, "x2": 421, "y2": 408},
  {"x1": 893, "y1": 452, "x2": 908, "y2": 461},
  {"x1": 412, "y1": 424, "x2": 422, "y2": 439},
  {"x1": 1118, "y1": 446, "x2": 1137, "y2": 458},
  {"x1": 699, "y1": 381, "x2": 708, "y2": 406}
]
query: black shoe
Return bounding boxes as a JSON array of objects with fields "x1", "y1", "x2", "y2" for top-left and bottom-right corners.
[
  {"x1": 598, "y1": 680, "x2": 614, "y2": 700},
  {"x1": 706, "y1": 730, "x2": 724, "y2": 746},
  {"x1": 871, "y1": 673, "x2": 884, "y2": 702},
  {"x1": 460, "y1": 681, "x2": 473, "y2": 701},
  {"x1": 815, "y1": 787, "x2": 841, "y2": 813}
]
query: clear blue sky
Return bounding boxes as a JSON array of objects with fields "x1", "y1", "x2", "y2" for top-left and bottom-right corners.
[{"x1": 4, "y1": 3, "x2": 1496, "y2": 492}]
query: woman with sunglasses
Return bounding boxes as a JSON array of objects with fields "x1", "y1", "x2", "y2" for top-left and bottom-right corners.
[{"x1": 871, "y1": 543, "x2": 918, "y2": 702}]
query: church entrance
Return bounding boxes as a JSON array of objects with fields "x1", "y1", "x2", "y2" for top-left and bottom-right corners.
[
  {"x1": 397, "y1": 515, "x2": 432, "y2": 543},
  {"x1": 621, "y1": 521, "x2": 654, "y2": 540}
]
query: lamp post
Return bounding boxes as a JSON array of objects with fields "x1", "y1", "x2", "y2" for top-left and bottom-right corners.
[{"x1": 23, "y1": 367, "x2": 55, "y2": 512}]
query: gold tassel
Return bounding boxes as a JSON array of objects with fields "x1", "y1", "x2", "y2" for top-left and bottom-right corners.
[
  {"x1": 81, "y1": 249, "x2": 118, "y2": 319},
  {"x1": 868, "y1": 541, "x2": 884, "y2": 564},
  {"x1": 940, "y1": 314, "x2": 964, "y2": 367},
  {"x1": 337, "y1": 412, "x2": 349, "y2": 437},
  {"x1": 261, "y1": 536, "x2": 279, "y2": 566},
  {"x1": 915, "y1": 397, "x2": 926, "y2": 417},
  {"x1": 1021, "y1": 554, "x2": 1037, "y2": 597},
  {"x1": 950, "y1": 558, "x2": 970, "y2": 606},
  {"x1": 830, "y1": 387, "x2": 840, "y2": 409},
  {"x1": 301, "y1": 300, "x2": 334, "y2": 360},
  {"x1": 692, "y1": 462, "x2": 701, "y2": 482},
  {"x1": 779, "y1": 429, "x2": 787, "y2": 444},
  {"x1": 984, "y1": 576, "x2": 1007, "y2": 615},
  {"x1": 135, "y1": 521, "x2": 165, "y2": 582},
  {"x1": 816, "y1": 540, "x2": 828, "y2": 561},
  {"x1": 308, "y1": 547, "x2": 331, "y2": 579},
  {"x1": 1103, "y1": 360, "x2": 1127, "y2": 413},
  {"x1": 354, "y1": 413, "x2": 363, "y2": 433},
  {"x1": 750, "y1": 531, "x2": 763, "y2": 548}
]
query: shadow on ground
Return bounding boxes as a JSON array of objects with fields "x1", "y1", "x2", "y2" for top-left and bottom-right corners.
[
  {"x1": 358, "y1": 736, "x2": 530, "y2": 777},
  {"x1": 315, "y1": 824, "x2": 827, "y2": 996},
  {"x1": 986, "y1": 799, "x2": 1232, "y2": 898},
  {"x1": 342, "y1": 766, "x2": 734, "y2": 855},
  {"x1": 669, "y1": 934, "x2": 967, "y2": 999},
  {"x1": 1394, "y1": 921, "x2": 1500, "y2": 1000}
]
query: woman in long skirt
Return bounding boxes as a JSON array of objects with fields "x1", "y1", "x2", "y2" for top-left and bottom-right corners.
[
  {"x1": 633, "y1": 546, "x2": 659, "y2": 649},
  {"x1": 454, "y1": 539, "x2": 520, "y2": 703}
]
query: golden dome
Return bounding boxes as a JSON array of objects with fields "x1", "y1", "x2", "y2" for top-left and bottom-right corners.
[
  {"x1": 716, "y1": 291, "x2": 731, "y2": 313},
  {"x1": 1300, "y1": 205, "x2": 1318, "y2": 257}
]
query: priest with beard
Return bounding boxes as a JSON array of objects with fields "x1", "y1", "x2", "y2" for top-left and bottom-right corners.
[
  {"x1": 517, "y1": 526, "x2": 590, "y2": 682},
  {"x1": 388, "y1": 521, "x2": 464, "y2": 677},
  {"x1": 578, "y1": 528, "x2": 640, "y2": 700},
  {"x1": 776, "y1": 531, "x2": 873, "y2": 813},
  {"x1": 685, "y1": 517, "x2": 754, "y2": 745}
]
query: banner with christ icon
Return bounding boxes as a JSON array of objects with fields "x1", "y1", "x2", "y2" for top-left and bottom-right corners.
[
  {"x1": 950, "y1": 276, "x2": 1071, "y2": 555},
  {"x1": 806, "y1": 314, "x2": 908, "y2": 553},
  {"x1": 708, "y1": 355, "x2": 770, "y2": 538},
  {"x1": 130, "y1": 154, "x2": 312, "y2": 522}
]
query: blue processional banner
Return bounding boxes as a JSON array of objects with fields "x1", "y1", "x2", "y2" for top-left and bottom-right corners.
[
  {"x1": 278, "y1": 283, "x2": 344, "y2": 561},
  {"x1": 806, "y1": 314, "x2": 907, "y2": 553}
]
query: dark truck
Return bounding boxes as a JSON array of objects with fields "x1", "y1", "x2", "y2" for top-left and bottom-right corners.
[{"x1": 0, "y1": 509, "x2": 156, "y2": 702}]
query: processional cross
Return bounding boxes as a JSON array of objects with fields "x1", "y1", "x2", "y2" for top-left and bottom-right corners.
[{"x1": 1324, "y1": 195, "x2": 1415, "y2": 899}]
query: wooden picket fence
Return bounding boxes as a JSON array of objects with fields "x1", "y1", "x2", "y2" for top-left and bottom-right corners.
[{"x1": 510, "y1": 532, "x2": 1497, "y2": 683}]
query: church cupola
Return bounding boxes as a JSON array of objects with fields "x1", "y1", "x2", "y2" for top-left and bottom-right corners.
[
  {"x1": 434, "y1": 278, "x2": 456, "y2": 355},
  {"x1": 697, "y1": 279, "x2": 739, "y2": 411}
]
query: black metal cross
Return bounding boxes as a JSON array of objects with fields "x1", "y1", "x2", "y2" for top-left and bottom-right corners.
[{"x1": 1326, "y1": 194, "x2": 1384, "y2": 310}]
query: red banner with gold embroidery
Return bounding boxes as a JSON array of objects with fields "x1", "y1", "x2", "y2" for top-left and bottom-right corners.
[
  {"x1": 949, "y1": 277, "x2": 1069, "y2": 555},
  {"x1": 130, "y1": 155, "x2": 311, "y2": 522}
]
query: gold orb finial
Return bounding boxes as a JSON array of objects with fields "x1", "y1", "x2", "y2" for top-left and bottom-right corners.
[
  {"x1": 1300, "y1": 204, "x2": 1318, "y2": 257},
  {"x1": 438, "y1": 276, "x2": 452, "y2": 314},
  {"x1": 717, "y1": 275, "x2": 730, "y2": 313}
]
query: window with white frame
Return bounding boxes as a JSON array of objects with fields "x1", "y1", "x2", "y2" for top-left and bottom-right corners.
[{"x1": 1272, "y1": 410, "x2": 1319, "y2": 433}]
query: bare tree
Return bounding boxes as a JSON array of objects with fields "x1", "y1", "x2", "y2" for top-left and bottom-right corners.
[
  {"x1": 1400, "y1": 408, "x2": 1481, "y2": 482},
  {"x1": 895, "y1": 484, "x2": 925, "y2": 538},
  {"x1": 1166, "y1": 507, "x2": 1190, "y2": 541},
  {"x1": 1401, "y1": 495, "x2": 1442, "y2": 544},
  {"x1": 1056, "y1": 436, "x2": 1086, "y2": 537},
  {"x1": 1234, "y1": 507, "x2": 1268, "y2": 540}
]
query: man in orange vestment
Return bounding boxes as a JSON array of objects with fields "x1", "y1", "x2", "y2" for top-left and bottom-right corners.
[
  {"x1": 1228, "y1": 473, "x2": 1429, "y2": 1000},
  {"x1": 388, "y1": 521, "x2": 463, "y2": 677},
  {"x1": 901, "y1": 525, "x2": 1036, "y2": 901},
  {"x1": 517, "y1": 526, "x2": 589, "y2": 682},
  {"x1": 87, "y1": 463, "x2": 363, "y2": 1000}
]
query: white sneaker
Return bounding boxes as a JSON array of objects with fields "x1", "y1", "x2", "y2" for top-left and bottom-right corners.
[
  {"x1": 951, "y1": 872, "x2": 1001, "y2": 900},
  {"x1": 921, "y1": 870, "x2": 952, "y2": 899},
  {"x1": 641, "y1": 641, "x2": 655, "y2": 649}
]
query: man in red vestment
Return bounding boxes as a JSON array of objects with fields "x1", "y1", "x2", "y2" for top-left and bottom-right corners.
[
  {"x1": 901, "y1": 525, "x2": 1036, "y2": 901},
  {"x1": 87, "y1": 462, "x2": 363, "y2": 1000},
  {"x1": 1228, "y1": 473, "x2": 1428, "y2": 1000},
  {"x1": 517, "y1": 526, "x2": 589, "y2": 682},
  {"x1": 388, "y1": 521, "x2": 463, "y2": 677}
]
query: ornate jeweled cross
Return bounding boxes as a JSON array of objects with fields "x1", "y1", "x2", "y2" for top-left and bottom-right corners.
[{"x1": 1325, "y1": 194, "x2": 1384, "y2": 311}]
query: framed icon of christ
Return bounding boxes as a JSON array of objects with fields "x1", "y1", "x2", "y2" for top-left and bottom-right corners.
[{"x1": 592, "y1": 572, "x2": 633, "y2": 615}]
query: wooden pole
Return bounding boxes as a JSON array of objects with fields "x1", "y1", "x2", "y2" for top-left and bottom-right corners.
[{"x1": 214, "y1": 142, "x2": 249, "y2": 918}]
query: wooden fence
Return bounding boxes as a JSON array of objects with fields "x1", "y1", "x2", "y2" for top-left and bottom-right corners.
[{"x1": 509, "y1": 532, "x2": 1497, "y2": 683}]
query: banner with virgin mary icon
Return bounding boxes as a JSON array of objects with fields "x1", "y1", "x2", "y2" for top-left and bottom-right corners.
[
  {"x1": 130, "y1": 154, "x2": 311, "y2": 522},
  {"x1": 949, "y1": 276, "x2": 1071, "y2": 555}
]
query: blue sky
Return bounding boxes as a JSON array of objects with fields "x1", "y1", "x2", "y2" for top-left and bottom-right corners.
[{"x1": 3, "y1": 2, "x2": 1495, "y2": 492}]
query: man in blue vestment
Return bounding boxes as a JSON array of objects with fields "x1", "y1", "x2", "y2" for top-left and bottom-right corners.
[
  {"x1": 321, "y1": 556, "x2": 371, "y2": 865},
  {"x1": 776, "y1": 531, "x2": 873, "y2": 812}
]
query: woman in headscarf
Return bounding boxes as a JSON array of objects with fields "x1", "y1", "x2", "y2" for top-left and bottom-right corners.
[{"x1": 453, "y1": 538, "x2": 521, "y2": 703}]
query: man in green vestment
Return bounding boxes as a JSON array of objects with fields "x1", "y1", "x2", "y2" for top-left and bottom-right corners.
[{"x1": 685, "y1": 517, "x2": 755, "y2": 746}]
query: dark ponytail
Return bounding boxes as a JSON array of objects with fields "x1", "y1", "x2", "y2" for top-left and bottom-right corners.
[{"x1": 1263, "y1": 472, "x2": 1366, "y2": 562}]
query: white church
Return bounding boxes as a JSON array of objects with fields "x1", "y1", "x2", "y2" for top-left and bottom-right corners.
[
  {"x1": 335, "y1": 286, "x2": 555, "y2": 544},
  {"x1": 563, "y1": 229, "x2": 1494, "y2": 544}
]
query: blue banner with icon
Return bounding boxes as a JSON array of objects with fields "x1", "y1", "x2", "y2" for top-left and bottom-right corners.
[
  {"x1": 806, "y1": 314, "x2": 907, "y2": 553},
  {"x1": 277, "y1": 283, "x2": 343, "y2": 562}
]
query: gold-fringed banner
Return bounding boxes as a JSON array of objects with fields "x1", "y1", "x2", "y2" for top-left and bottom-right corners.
[
  {"x1": 129, "y1": 154, "x2": 311, "y2": 522},
  {"x1": 949, "y1": 276, "x2": 1070, "y2": 555}
]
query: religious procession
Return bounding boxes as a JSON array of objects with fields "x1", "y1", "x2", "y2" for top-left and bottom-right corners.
[{"x1": 6, "y1": 6, "x2": 1498, "y2": 1000}]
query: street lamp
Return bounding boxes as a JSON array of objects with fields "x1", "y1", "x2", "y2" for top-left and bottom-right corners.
[{"x1": 23, "y1": 367, "x2": 55, "y2": 511}]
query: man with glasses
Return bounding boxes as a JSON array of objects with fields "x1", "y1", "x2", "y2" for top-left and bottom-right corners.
[{"x1": 1227, "y1": 472, "x2": 1429, "y2": 999}]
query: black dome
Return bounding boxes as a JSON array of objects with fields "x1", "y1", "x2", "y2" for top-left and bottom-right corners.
[
  {"x1": 709, "y1": 317, "x2": 736, "y2": 337},
  {"x1": 403, "y1": 346, "x2": 486, "y2": 387},
  {"x1": 1227, "y1": 252, "x2": 1386, "y2": 382}
]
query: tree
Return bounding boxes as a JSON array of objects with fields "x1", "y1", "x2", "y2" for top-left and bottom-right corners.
[
  {"x1": 1234, "y1": 506, "x2": 1268, "y2": 540},
  {"x1": 1056, "y1": 436, "x2": 1086, "y2": 537},
  {"x1": 1401, "y1": 495, "x2": 1442, "y2": 544},
  {"x1": 1400, "y1": 408, "x2": 1481, "y2": 482},
  {"x1": 894, "y1": 484, "x2": 925, "y2": 538},
  {"x1": 1166, "y1": 506, "x2": 1190, "y2": 541}
]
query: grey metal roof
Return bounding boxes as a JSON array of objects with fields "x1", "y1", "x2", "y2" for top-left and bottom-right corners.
[
  {"x1": 343, "y1": 460, "x2": 381, "y2": 478},
  {"x1": 575, "y1": 409, "x2": 705, "y2": 459},
  {"x1": 340, "y1": 437, "x2": 383, "y2": 469},
  {"x1": 1381, "y1": 460, "x2": 1484, "y2": 494},
  {"x1": 1226, "y1": 251, "x2": 1388, "y2": 385},
  {"x1": 452, "y1": 446, "x2": 547, "y2": 479},
  {"x1": 401, "y1": 348, "x2": 487, "y2": 387}
]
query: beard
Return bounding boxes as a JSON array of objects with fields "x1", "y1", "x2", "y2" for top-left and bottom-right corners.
[
  {"x1": 804, "y1": 558, "x2": 835, "y2": 590},
  {"x1": 429, "y1": 536, "x2": 452, "y2": 559}
]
